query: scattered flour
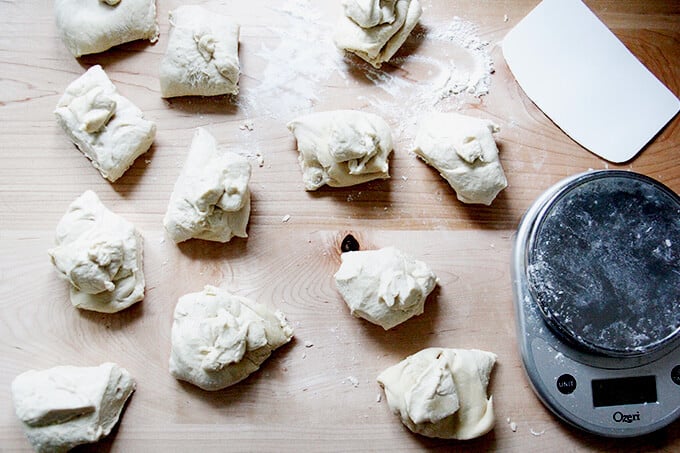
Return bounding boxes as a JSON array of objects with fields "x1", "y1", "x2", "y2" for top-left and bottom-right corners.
[{"x1": 238, "y1": 0, "x2": 494, "y2": 136}]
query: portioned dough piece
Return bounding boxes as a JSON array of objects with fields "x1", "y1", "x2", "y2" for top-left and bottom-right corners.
[
  {"x1": 160, "y1": 5, "x2": 240, "y2": 97},
  {"x1": 54, "y1": 65, "x2": 156, "y2": 182},
  {"x1": 163, "y1": 128, "x2": 251, "y2": 243},
  {"x1": 334, "y1": 0, "x2": 422, "y2": 68},
  {"x1": 378, "y1": 348, "x2": 496, "y2": 439},
  {"x1": 413, "y1": 112, "x2": 507, "y2": 205},
  {"x1": 11, "y1": 363, "x2": 135, "y2": 453},
  {"x1": 48, "y1": 190, "x2": 145, "y2": 313},
  {"x1": 335, "y1": 246, "x2": 438, "y2": 329},
  {"x1": 287, "y1": 110, "x2": 393, "y2": 190},
  {"x1": 169, "y1": 285, "x2": 294, "y2": 391},
  {"x1": 55, "y1": 0, "x2": 159, "y2": 57}
]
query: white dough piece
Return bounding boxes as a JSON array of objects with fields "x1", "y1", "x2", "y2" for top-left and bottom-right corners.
[
  {"x1": 413, "y1": 112, "x2": 507, "y2": 205},
  {"x1": 55, "y1": 0, "x2": 159, "y2": 57},
  {"x1": 163, "y1": 128, "x2": 252, "y2": 243},
  {"x1": 377, "y1": 348, "x2": 496, "y2": 439},
  {"x1": 48, "y1": 190, "x2": 145, "y2": 313},
  {"x1": 55, "y1": 65, "x2": 156, "y2": 182},
  {"x1": 11, "y1": 363, "x2": 135, "y2": 453},
  {"x1": 287, "y1": 110, "x2": 393, "y2": 190},
  {"x1": 169, "y1": 285, "x2": 294, "y2": 391},
  {"x1": 160, "y1": 5, "x2": 240, "y2": 97},
  {"x1": 334, "y1": 0, "x2": 422, "y2": 68},
  {"x1": 335, "y1": 246, "x2": 438, "y2": 329}
]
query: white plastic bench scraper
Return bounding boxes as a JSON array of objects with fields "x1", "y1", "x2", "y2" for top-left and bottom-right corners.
[{"x1": 502, "y1": 0, "x2": 679, "y2": 163}]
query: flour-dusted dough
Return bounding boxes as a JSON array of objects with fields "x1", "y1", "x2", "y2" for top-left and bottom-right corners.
[
  {"x1": 160, "y1": 5, "x2": 240, "y2": 98},
  {"x1": 55, "y1": 65, "x2": 156, "y2": 182},
  {"x1": 287, "y1": 110, "x2": 393, "y2": 190},
  {"x1": 48, "y1": 190, "x2": 145, "y2": 313},
  {"x1": 334, "y1": 0, "x2": 422, "y2": 68},
  {"x1": 378, "y1": 348, "x2": 496, "y2": 439},
  {"x1": 11, "y1": 363, "x2": 135, "y2": 453},
  {"x1": 55, "y1": 0, "x2": 159, "y2": 57},
  {"x1": 169, "y1": 285, "x2": 294, "y2": 391},
  {"x1": 335, "y1": 246, "x2": 438, "y2": 329},
  {"x1": 163, "y1": 128, "x2": 251, "y2": 243},
  {"x1": 413, "y1": 112, "x2": 507, "y2": 205}
]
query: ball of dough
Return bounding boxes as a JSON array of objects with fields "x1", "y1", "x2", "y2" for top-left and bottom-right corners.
[
  {"x1": 55, "y1": 0, "x2": 159, "y2": 57},
  {"x1": 377, "y1": 347, "x2": 496, "y2": 439},
  {"x1": 163, "y1": 128, "x2": 251, "y2": 243},
  {"x1": 287, "y1": 110, "x2": 393, "y2": 190},
  {"x1": 160, "y1": 5, "x2": 240, "y2": 97},
  {"x1": 54, "y1": 65, "x2": 156, "y2": 183},
  {"x1": 334, "y1": 0, "x2": 423, "y2": 68},
  {"x1": 11, "y1": 363, "x2": 135, "y2": 453},
  {"x1": 48, "y1": 190, "x2": 145, "y2": 313},
  {"x1": 334, "y1": 246, "x2": 438, "y2": 329},
  {"x1": 169, "y1": 285, "x2": 294, "y2": 391},
  {"x1": 413, "y1": 112, "x2": 507, "y2": 205}
]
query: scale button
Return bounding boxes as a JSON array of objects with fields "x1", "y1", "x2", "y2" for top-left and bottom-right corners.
[
  {"x1": 557, "y1": 374, "x2": 577, "y2": 394},
  {"x1": 672, "y1": 365, "x2": 680, "y2": 386}
]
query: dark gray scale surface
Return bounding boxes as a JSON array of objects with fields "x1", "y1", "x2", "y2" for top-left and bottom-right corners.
[{"x1": 527, "y1": 172, "x2": 680, "y2": 357}]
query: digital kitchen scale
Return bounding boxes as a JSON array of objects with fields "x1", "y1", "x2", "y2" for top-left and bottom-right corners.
[{"x1": 512, "y1": 170, "x2": 680, "y2": 437}]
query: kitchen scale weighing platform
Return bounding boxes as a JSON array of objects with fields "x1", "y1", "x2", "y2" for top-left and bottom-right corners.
[{"x1": 512, "y1": 170, "x2": 680, "y2": 437}]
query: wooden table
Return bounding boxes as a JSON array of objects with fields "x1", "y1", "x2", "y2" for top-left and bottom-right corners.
[{"x1": 1, "y1": 0, "x2": 678, "y2": 451}]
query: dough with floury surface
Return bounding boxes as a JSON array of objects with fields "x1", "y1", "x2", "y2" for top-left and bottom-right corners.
[
  {"x1": 335, "y1": 246, "x2": 438, "y2": 329},
  {"x1": 287, "y1": 110, "x2": 393, "y2": 190},
  {"x1": 11, "y1": 363, "x2": 135, "y2": 453},
  {"x1": 377, "y1": 348, "x2": 496, "y2": 439},
  {"x1": 169, "y1": 285, "x2": 294, "y2": 391},
  {"x1": 334, "y1": 0, "x2": 422, "y2": 68},
  {"x1": 55, "y1": 0, "x2": 159, "y2": 57},
  {"x1": 48, "y1": 190, "x2": 145, "y2": 313},
  {"x1": 54, "y1": 65, "x2": 156, "y2": 182},
  {"x1": 413, "y1": 112, "x2": 507, "y2": 205},
  {"x1": 163, "y1": 128, "x2": 251, "y2": 243},
  {"x1": 160, "y1": 5, "x2": 240, "y2": 97}
]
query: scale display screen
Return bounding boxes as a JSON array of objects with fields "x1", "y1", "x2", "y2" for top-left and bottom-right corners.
[{"x1": 591, "y1": 376, "x2": 658, "y2": 408}]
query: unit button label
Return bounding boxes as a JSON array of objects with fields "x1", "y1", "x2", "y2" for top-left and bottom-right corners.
[
  {"x1": 557, "y1": 374, "x2": 577, "y2": 394},
  {"x1": 672, "y1": 365, "x2": 680, "y2": 386}
]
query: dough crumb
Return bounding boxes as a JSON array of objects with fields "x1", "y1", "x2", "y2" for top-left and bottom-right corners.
[
  {"x1": 304, "y1": 341, "x2": 314, "y2": 348},
  {"x1": 376, "y1": 393, "x2": 382, "y2": 403},
  {"x1": 240, "y1": 120, "x2": 254, "y2": 131},
  {"x1": 504, "y1": 14, "x2": 509, "y2": 22},
  {"x1": 347, "y1": 376, "x2": 359, "y2": 387},
  {"x1": 510, "y1": 422, "x2": 517, "y2": 432},
  {"x1": 530, "y1": 428, "x2": 545, "y2": 436},
  {"x1": 282, "y1": 214, "x2": 291, "y2": 223}
]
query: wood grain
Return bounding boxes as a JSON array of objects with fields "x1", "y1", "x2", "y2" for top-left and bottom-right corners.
[{"x1": 1, "y1": 0, "x2": 678, "y2": 451}]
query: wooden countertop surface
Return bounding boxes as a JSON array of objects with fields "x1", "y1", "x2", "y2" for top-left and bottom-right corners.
[{"x1": 1, "y1": 0, "x2": 678, "y2": 451}]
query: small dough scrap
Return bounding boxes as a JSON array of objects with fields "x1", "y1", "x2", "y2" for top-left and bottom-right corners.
[
  {"x1": 169, "y1": 285, "x2": 294, "y2": 391},
  {"x1": 48, "y1": 190, "x2": 145, "y2": 313},
  {"x1": 11, "y1": 363, "x2": 135, "y2": 453},
  {"x1": 163, "y1": 128, "x2": 251, "y2": 243},
  {"x1": 334, "y1": 0, "x2": 422, "y2": 68},
  {"x1": 55, "y1": 65, "x2": 156, "y2": 182},
  {"x1": 160, "y1": 5, "x2": 240, "y2": 97},
  {"x1": 413, "y1": 112, "x2": 507, "y2": 205},
  {"x1": 55, "y1": 0, "x2": 159, "y2": 57},
  {"x1": 377, "y1": 348, "x2": 496, "y2": 439},
  {"x1": 335, "y1": 246, "x2": 438, "y2": 329},
  {"x1": 287, "y1": 110, "x2": 393, "y2": 190}
]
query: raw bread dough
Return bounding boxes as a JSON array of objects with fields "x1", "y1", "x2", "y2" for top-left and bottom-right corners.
[
  {"x1": 413, "y1": 112, "x2": 507, "y2": 205},
  {"x1": 48, "y1": 190, "x2": 145, "y2": 313},
  {"x1": 11, "y1": 363, "x2": 135, "y2": 453},
  {"x1": 377, "y1": 348, "x2": 496, "y2": 439},
  {"x1": 169, "y1": 285, "x2": 294, "y2": 391},
  {"x1": 163, "y1": 128, "x2": 251, "y2": 243},
  {"x1": 54, "y1": 65, "x2": 156, "y2": 182},
  {"x1": 334, "y1": 0, "x2": 422, "y2": 68},
  {"x1": 334, "y1": 246, "x2": 438, "y2": 329},
  {"x1": 287, "y1": 110, "x2": 393, "y2": 190},
  {"x1": 160, "y1": 5, "x2": 240, "y2": 97},
  {"x1": 55, "y1": 0, "x2": 159, "y2": 57}
]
